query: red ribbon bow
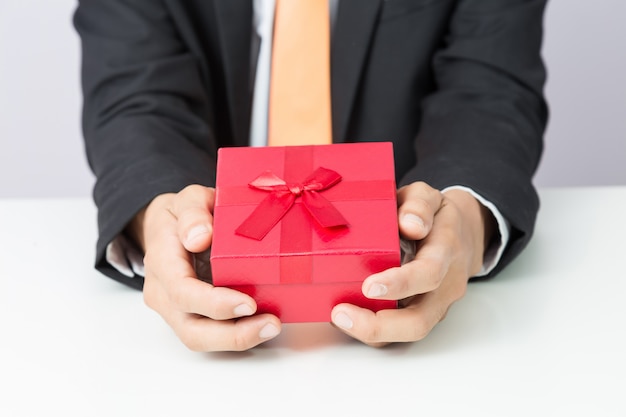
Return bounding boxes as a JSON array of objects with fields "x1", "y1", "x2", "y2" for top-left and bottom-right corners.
[{"x1": 235, "y1": 167, "x2": 349, "y2": 240}]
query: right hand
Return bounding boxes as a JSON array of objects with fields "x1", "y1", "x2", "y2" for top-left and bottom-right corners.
[{"x1": 128, "y1": 185, "x2": 282, "y2": 352}]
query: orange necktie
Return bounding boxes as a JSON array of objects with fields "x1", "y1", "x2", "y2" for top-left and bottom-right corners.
[{"x1": 268, "y1": 0, "x2": 332, "y2": 146}]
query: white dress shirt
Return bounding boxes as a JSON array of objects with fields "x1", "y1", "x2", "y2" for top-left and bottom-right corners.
[{"x1": 107, "y1": 0, "x2": 509, "y2": 279}]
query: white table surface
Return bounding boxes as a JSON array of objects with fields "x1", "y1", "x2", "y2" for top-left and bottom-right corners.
[{"x1": 1, "y1": 187, "x2": 625, "y2": 416}]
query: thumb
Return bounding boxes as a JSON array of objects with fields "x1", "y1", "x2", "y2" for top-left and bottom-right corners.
[
  {"x1": 172, "y1": 185, "x2": 216, "y2": 253},
  {"x1": 397, "y1": 182, "x2": 444, "y2": 240},
  {"x1": 398, "y1": 211, "x2": 430, "y2": 240}
]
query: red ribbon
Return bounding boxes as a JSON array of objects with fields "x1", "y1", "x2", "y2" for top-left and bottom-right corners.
[{"x1": 235, "y1": 167, "x2": 349, "y2": 240}]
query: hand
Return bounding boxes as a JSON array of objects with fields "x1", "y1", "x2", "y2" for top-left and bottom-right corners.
[
  {"x1": 331, "y1": 182, "x2": 496, "y2": 347},
  {"x1": 128, "y1": 185, "x2": 281, "y2": 352}
]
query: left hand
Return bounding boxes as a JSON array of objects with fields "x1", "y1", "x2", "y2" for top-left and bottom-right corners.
[{"x1": 331, "y1": 181, "x2": 496, "y2": 347}]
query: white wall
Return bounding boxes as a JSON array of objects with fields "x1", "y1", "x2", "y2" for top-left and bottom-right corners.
[
  {"x1": 534, "y1": 0, "x2": 626, "y2": 186},
  {"x1": 0, "y1": 0, "x2": 93, "y2": 198},
  {"x1": 1, "y1": 0, "x2": 624, "y2": 198}
]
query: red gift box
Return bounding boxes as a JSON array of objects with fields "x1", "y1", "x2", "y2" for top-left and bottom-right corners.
[{"x1": 210, "y1": 143, "x2": 400, "y2": 323}]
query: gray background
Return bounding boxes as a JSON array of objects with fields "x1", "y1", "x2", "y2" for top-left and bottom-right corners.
[{"x1": 1, "y1": 0, "x2": 625, "y2": 199}]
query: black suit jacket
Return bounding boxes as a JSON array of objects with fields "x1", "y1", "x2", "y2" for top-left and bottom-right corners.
[{"x1": 74, "y1": 0, "x2": 548, "y2": 289}]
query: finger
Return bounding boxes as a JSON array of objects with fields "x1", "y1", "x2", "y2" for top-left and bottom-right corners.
[
  {"x1": 144, "y1": 232, "x2": 257, "y2": 320},
  {"x1": 169, "y1": 277, "x2": 260, "y2": 321},
  {"x1": 146, "y1": 260, "x2": 281, "y2": 351},
  {"x1": 162, "y1": 301, "x2": 282, "y2": 352},
  {"x1": 331, "y1": 295, "x2": 447, "y2": 346},
  {"x1": 363, "y1": 214, "x2": 455, "y2": 300},
  {"x1": 397, "y1": 182, "x2": 444, "y2": 240},
  {"x1": 171, "y1": 185, "x2": 216, "y2": 253}
]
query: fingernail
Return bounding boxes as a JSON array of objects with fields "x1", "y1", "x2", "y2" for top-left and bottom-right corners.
[
  {"x1": 402, "y1": 213, "x2": 425, "y2": 229},
  {"x1": 186, "y1": 225, "x2": 210, "y2": 246},
  {"x1": 259, "y1": 323, "x2": 280, "y2": 339},
  {"x1": 367, "y1": 283, "x2": 388, "y2": 298},
  {"x1": 233, "y1": 303, "x2": 254, "y2": 317},
  {"x1": 333, "y1": 312, "x2": 353, "y2": 330}
]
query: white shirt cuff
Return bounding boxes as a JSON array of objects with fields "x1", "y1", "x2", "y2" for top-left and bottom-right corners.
[
  {"x1": 106, "y1": 234, "x2": 145, "y2": 278},
  {"x1": 442, "y1": 185, "x2": 511, "y2": 277}
]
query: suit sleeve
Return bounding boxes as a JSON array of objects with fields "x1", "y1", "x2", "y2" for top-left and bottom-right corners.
[
  {"x1": 399, "y1": 0, "x2": 549, "y2": 276},
  {"x1": 74, "y1": 0, "x2": 218, "y2": 288}
]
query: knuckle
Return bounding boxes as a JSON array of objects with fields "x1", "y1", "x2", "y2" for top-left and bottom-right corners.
[
  {"x1": 399, "y1": 182, "x2": 442, "y2": 205},
  {"x1": 407, "y1": 316, "x2": 431, "y2": 341},
  {"x1": 178, "y1": 184, "x2": 215, "y2": 205},
  {"x1": 411, "y1": 181, "x2": 431, "y2": 193},
  {"x1": 205, "y1": 186, "x2": 216, "y2": 201},
  {"x1": 232, "y1": 332, "x2": 253, "y2": 352},
  {"x1": 179, "y1": 184, "x2": 203, "y2": 198},
  {"x1": 362, "y1": 324, "x2": 383, "y2": 345},
  {"x1": 172, "y1": 185, "x2": 197, "y2": 214},
  {"x1": 413, "y1": 181, "x2": 441, "y2": 200},
  {"x1": 204, "y1": 302, "x2": 221, "y2": 320}
]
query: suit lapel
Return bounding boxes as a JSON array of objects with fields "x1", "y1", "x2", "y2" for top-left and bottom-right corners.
[
  {"x1": 331, "y1": 0, "x2": 382, "y2": 142},
  {"x1": 213, "y1": 0, "x2": 253, "y2": 147}
]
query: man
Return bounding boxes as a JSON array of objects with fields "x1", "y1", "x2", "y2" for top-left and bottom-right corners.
[{"x1": 74, "y1": 0, "x2": 548, "y2": 351}]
